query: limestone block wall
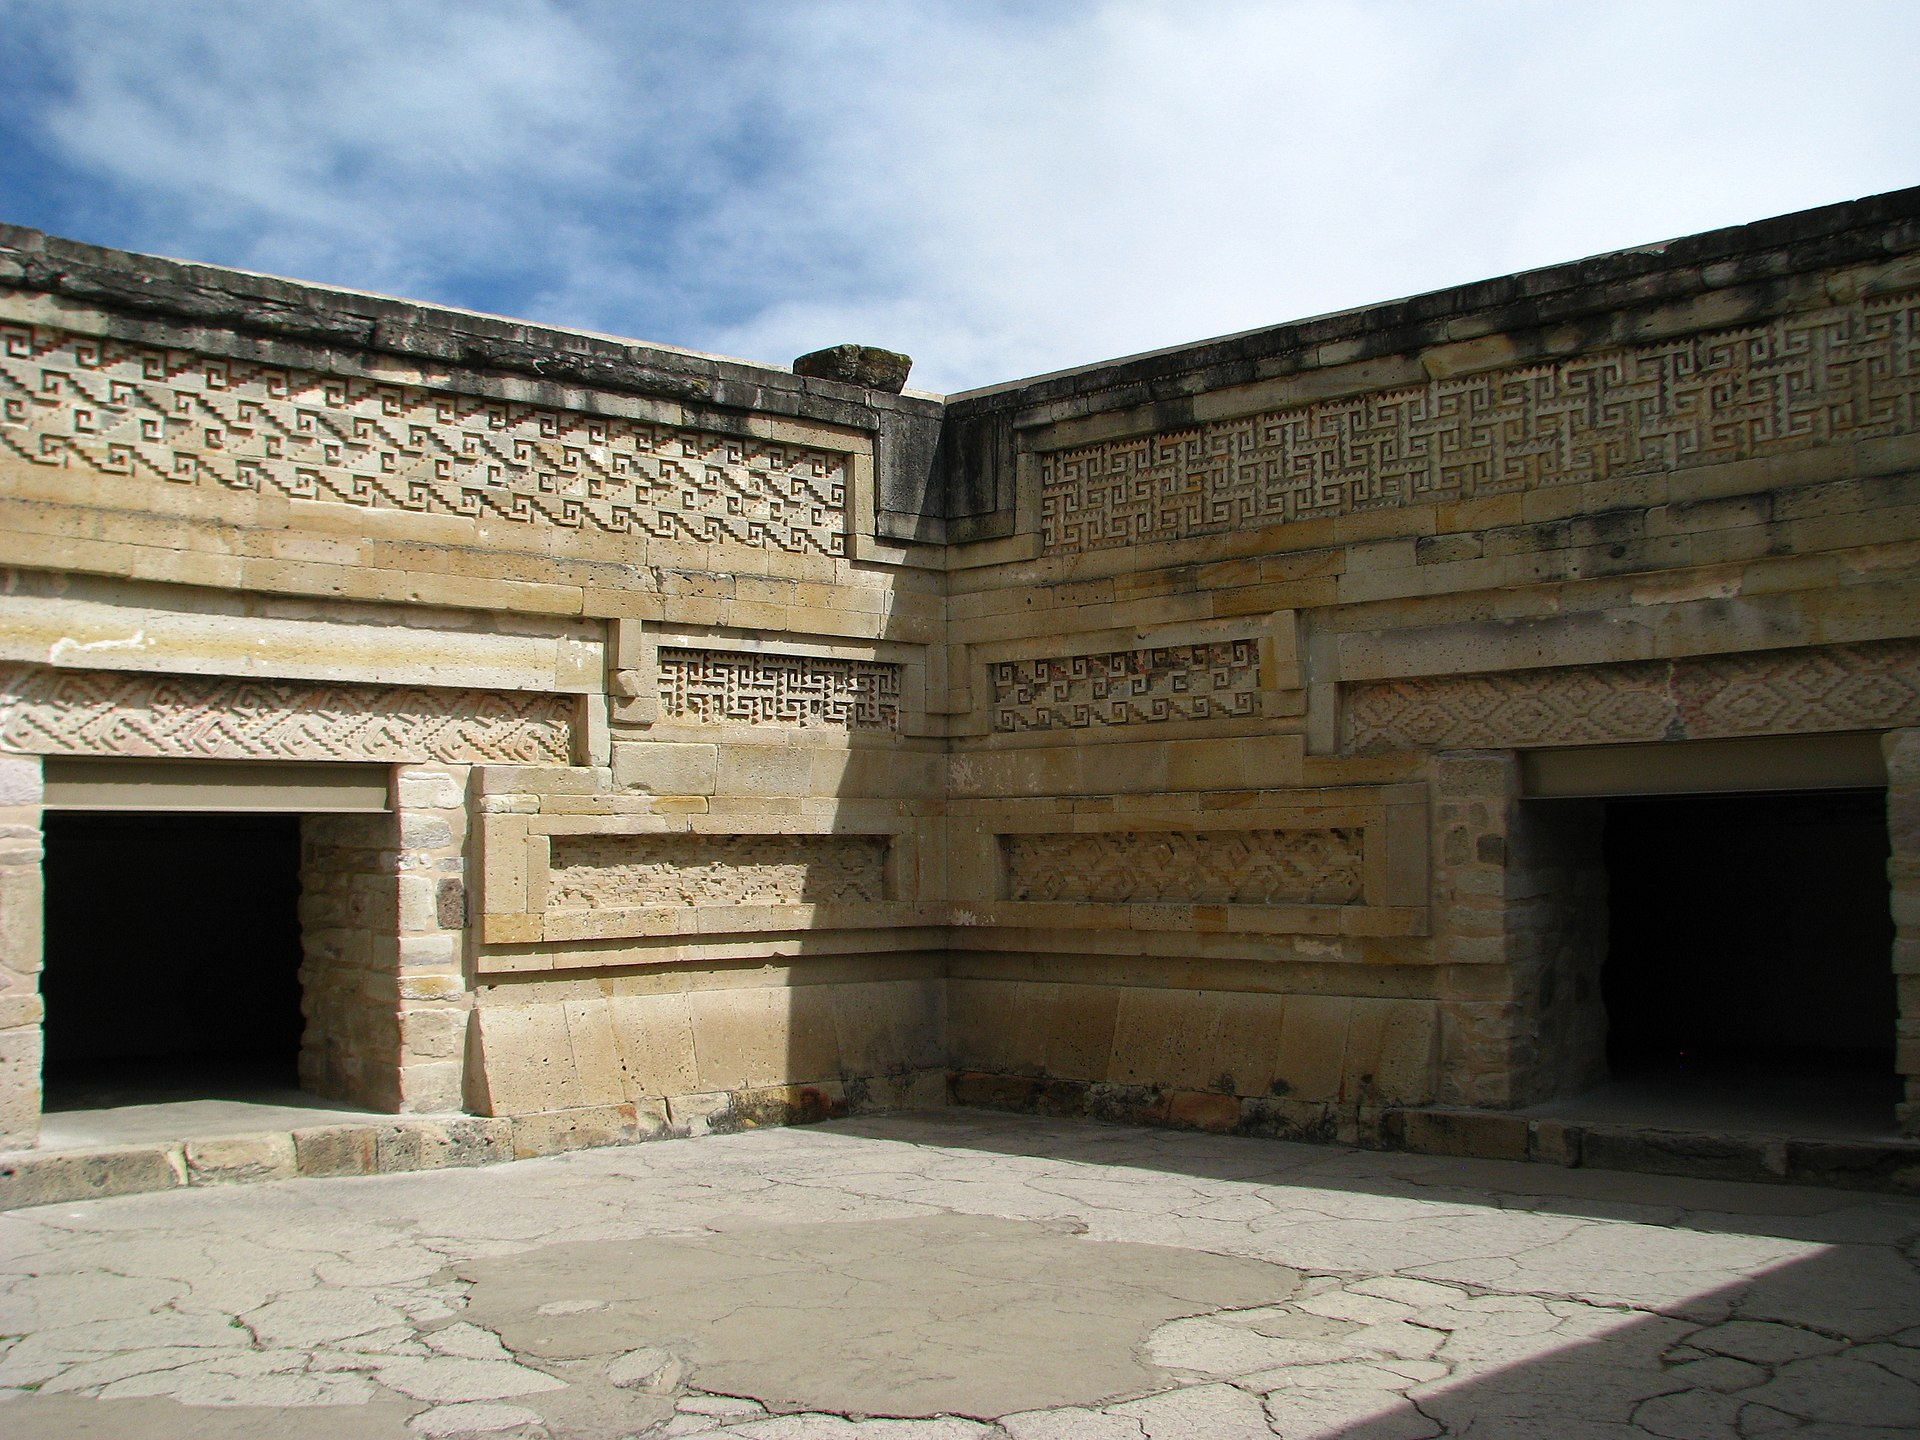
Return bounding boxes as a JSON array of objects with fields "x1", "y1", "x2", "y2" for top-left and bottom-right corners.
[
  {"x1": 3, "y1": 191, "x2": 1920, "y2": 1148},
  {"x1": 939, "y1": 189, "x2": 1920, "y2": 1133}
]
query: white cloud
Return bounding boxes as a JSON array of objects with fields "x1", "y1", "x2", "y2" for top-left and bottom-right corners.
[{"x1": 8, "y1": 0, "x2": 1918, "y2": 392}]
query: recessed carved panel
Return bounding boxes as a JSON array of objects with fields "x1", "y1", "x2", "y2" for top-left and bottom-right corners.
[
  {"x1": 991, "y1": 639, "x2": 1261, "y2": 732},
  {"x1": 1343, "y1": 641, "x2": 1920, "y2": 753},
  {"x1": 1041, "y1": 291, "x2": 1920, "y2": 553},
  {"x1": 547, "y1": 832, "x2": 888, "y2": 909},
  {"x1": 659, "y1": 648, "x2": 900, "y2": 730},
  {"x1": 0, "y1": 665, "x2": 573, "y2": 763},
  {"x1": 1003, "y1": 829, "x2": 1362, "y2": 905},
  {"x1": 0, "y1": 325, "x2": 849, "y2": 554}
]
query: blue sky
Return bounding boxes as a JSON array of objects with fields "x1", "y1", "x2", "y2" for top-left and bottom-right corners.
[{"x1": 1, "y1": 0, "x2": 1915, "y2": 394}]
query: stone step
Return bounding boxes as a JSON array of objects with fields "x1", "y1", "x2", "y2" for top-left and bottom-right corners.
[{"x1": 1382, "y1": 1106, "x2": 1920, "y2": 1193}]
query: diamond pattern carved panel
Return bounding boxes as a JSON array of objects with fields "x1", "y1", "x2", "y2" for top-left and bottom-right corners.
[
  {"x1": 659, "y1": 648, "x2": 900, "y2": 730},
  {"x1": 1343, "y1": 641, "x2": 1920, "y2": 753},
  {"x1": 0, "y1": 664, "x2": 574, "y2": 763},
  {"x1": 1041, "y1": 292, "x2": 1920, "y2": 553},
  {"x1": 547, "y1": 832, "x2": 888, "y2": 909},
  {"x1": 1003, "y1": 829, "x2": 1362, "y2": 905},
  {"x1": 991, "y1": 639, "x2": 1261, "y2": 732},
  {"x1": 0, "y1": 325, "x2": 849, "y2": 554}
]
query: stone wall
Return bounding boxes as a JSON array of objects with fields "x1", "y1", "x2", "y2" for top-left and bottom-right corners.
[{"x1": 2, "y1": 190, "x2": 1918, "y2": 1148}]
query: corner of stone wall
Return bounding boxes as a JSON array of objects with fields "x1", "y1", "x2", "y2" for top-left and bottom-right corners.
[
  {"x1": 298, "y1": 763, "x2": 474, "y2": 1115},
  {"x1": 1429, "y1": 751, "x2": 1608, "y2": 1110},
  {"x1": 1886, "y1": 728, "x2": 1920, "y2": 1136},
  {"x1": 0, "y1": 752, "x2": 42, "y2": 1150}
]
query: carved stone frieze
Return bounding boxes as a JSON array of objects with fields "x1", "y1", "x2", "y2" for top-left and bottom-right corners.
[
  {"x1": 991, "y1": 639, "x2": 1260, "y2": 732},
  {"x1": 0, "y1": 324, "x2": 849, "y2": 554},
  {"x1": 658, "y1": 648, "x2": 900, "y2": 730},
  {"x1": 1040, "y1": 291, "x2": 1920, "y2": 553},
  {"x1": 1342, "y1": 641, "x2": 1920, "y2": 753},
  {"x1": 0, "y1": 665, "x2": 574, "y2": 763},
  {"x1": 547, "y1": 832, "x2": 889, "y2": 909},
  {"x1": 1002, "y1": 828, "x2": 1362, "y2": 905}
]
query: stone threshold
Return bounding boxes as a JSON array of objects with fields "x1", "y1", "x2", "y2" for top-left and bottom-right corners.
[
  {"x1": 1383, "y1": 1106, "x2": 1920, "y2": 1193},
  {"x1": 0, "y1": 1082, "x2": 885, "y2": 1211},
  {"x1": 943, "y1": 1073, "x2": 1920, "y2": 1195}
]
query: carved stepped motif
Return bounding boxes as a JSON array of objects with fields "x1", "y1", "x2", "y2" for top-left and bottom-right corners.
[
  {"x1": 1041, "y1": 291, "x2": 1920, "y2": 553},
  {"x1": 0, "y1": 324, "x2": 849, "y2": 553},
  {"x1": 1003, "y1": 829, "x2": 1362, "y2": 905},
  {"x1": 547, "y1": 832, "x2": 889, "y2": 909}
]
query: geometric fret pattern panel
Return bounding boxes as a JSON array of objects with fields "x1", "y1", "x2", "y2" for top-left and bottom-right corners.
[
  {"x1": 0, "y1": 325, "x2": 849, "y2": 555},
  {"x1": 1041, "y1": 290, "x2": 1920, "y2": 554},
  {"x1": 991, "y1": 639, "x2": 1261, "y2": 732},
  {"x1": 547, "y1": 832, "x2": 889, "y2": 909},
  {"x1": 658, "y1": 648, "x2": 901, "y2": 730},
  {"x1": 1343, "y1": 640, "x2": 1920, "y2": 753},
  {"x1": 1003, "y1": 828, "x2": 1363, "y2": 905},
  {"x1": 0, "y1": 664, "x2": 575, "y2": 763}
]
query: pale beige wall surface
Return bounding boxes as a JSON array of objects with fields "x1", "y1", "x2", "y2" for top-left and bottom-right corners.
[{"x1": 2, "y1": 192, "x2": 1918, "y2": 1146}]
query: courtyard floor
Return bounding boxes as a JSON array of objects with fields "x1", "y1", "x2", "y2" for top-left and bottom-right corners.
[{"x1": 1, "y1": 1109, "x2": 1917, "y2": 1439}]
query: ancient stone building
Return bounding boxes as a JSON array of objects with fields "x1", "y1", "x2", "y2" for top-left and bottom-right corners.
[{"x1": 1, "y1": 187, "x2": 1916, "y2": 1172}]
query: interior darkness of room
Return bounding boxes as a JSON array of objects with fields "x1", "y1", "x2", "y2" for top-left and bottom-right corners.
[
  {"x1": 1602, "y1": 788, "x2": 1896, "y2": 1095},
  {"x1": 39, "y1": 811, "x2": 305, "y2": 1109}
]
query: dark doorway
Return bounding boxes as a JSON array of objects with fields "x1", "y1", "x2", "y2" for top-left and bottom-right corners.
[
  {"x1": 1601, "y1": 788, "x2": 1897, "y2": 1122},
  {"x1": 40, "y1": 811, "x2": 305, "y2": 1109}
]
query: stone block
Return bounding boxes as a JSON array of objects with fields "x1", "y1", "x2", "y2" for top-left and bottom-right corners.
[
  {"x1": 373, "y1": 1117, "x2": 513, "y2": 1173},
  {"x1": 0, "y1": 1144, "x2": 185, "y2": 1209},
  {"x1": 185, "y1": 1132, "x2": 298, "y2": 1186},
  {"x1": 0, "y1": 1024, "x2": 42, "y2": 1148},
  {"x1": 1273, "y1": 994, "x2": 1351, "y2": 1102},
  {"x1": 292, "y1": 1124, "x2": 378, "y2": 1177},
  {"x1": 510, "y1": 1101, "x2": 668, "y2": 1158},
  {"x1": 1388, "y1": 1108, "x2": 1529, "y2": 1162},
  {"x1": 611, "y1": 741, "x2": 719, "y2": 795}
]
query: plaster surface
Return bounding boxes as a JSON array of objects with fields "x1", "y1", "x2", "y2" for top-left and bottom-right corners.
[{"x1": 3, "y1": 1111, "x2": 1917, "y2": 1438}]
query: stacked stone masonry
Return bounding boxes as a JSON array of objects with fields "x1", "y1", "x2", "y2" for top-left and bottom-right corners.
[{"x1": 2, "y1": 189, "x2": 1919, "y2": 1158}]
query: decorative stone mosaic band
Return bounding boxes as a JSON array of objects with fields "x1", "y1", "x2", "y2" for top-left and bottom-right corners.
[
  {"x1": 658, "y1": 647, "x2": 900, "y2": 731},
  {"x1": 1040, "y1": 291, "x2": 1920, "y2": 553},
  {"x1": 1342, "y1": 640, "x2": 1920, "y2": 753},
  {"x1": 0, "y1": 324, "x2": 850, "y2": 554},
  {"x1": 546, "y1": 832, "x2": 889, "y2": 909},
  {"x1": 991, "y1": 639, "x2": 1261, "y2": 732},
  {"x1": 1002, "y1": 828, "x2": 1362, "y2": 905},
  {"x1": 0, "y1": 664, "x2": 574, "y2": 763}
]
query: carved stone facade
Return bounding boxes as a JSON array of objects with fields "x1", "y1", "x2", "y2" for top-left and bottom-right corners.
[
  {"x1": 990, "y1": 640, "x2": 1260, "y2": 732},
  {"x1": 1040, "y1": 291, "x2": 1920, "y2": 554},
  {"x1": 1343, "y1": 641, "x2": 1920, "y2": 754},
  {"x1": 0, "y1": 665, "x2": 575, "y2": 764},
  {"x1": 4, "y1": 191, "x2": 1920, "y2": 1171},
  {"x1": 0, "y1": 323, "x2": 851, "y2": 554},
  {"x1": 548, "y1": 832, "x2": 889, "y2": 909},
  {"x1": 1003, "y1": 829, "x2": 1362, "y2": 905},
  {"x1": 658, "y1": 648, "x2": 900, "y2": 730}
]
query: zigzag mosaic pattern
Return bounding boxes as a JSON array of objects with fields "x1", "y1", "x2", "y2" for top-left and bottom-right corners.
[
  {"x1": 1342, "y1": 640, "x2": 1920, "y2": 752},
  {"x1": 1041, "y1": 291, "x2": 1920, "y2": 553},
  {"x1": 659, "y1": 647, "x2": 900, "y2": 730},
  {"x1": 1003, "y1": 828, "x2": 1362, "y2": 905},
  {"x1": 547, "y1": 832, "x2": 889, "y2": 909},
  {"x1": 0, "y1": 665, "x2": 573, "y2": 763},
  {"x1": 991, "y1": 639, "x2": 1261, "y2": 731},
  {"x1": 0, "y1": 325, "x2": 849, "y2": 554}
]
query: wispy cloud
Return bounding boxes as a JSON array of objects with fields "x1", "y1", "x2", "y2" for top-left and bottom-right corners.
[{"x1": 2, "y1": 0, "x2": 1915, "y2": 392}]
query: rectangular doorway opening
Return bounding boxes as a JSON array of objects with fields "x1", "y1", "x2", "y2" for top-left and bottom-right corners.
[
  {"x1": 40, "y1": 811, "x2": 307, "y2": 1111},
  {"x1": 1599, "y1": 788, "x2": 1898, "y2": 1135}
]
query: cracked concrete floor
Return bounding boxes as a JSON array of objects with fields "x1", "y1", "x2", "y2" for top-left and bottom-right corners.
[{"x1": 2, "y1": 1111, "x2": 1918, "y2": 1439}]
